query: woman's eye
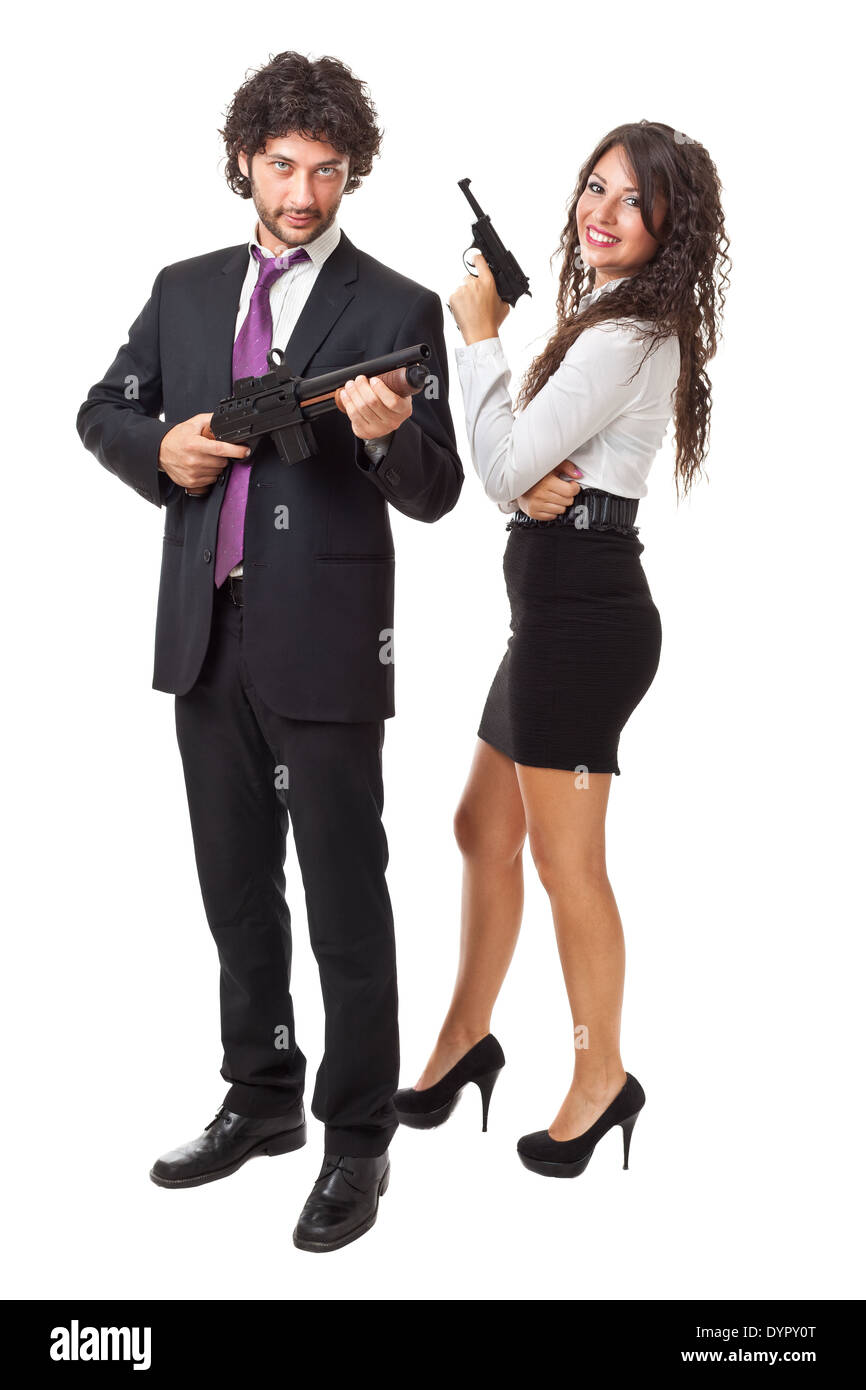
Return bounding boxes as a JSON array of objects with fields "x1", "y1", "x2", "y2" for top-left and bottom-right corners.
[{"x1": 588, "y1": 181, "x2": 639, "y2": 207}]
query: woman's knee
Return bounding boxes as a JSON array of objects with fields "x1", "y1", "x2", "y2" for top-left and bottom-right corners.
[
  {"x1": 453, "y1": 796, "x2": 525, "y2": 862},
  {"x1": 528, "y1": 833, "x2": 608, "y2": 894}
]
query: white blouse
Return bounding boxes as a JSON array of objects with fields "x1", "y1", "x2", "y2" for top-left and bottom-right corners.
[{"x1": 453, "y1": 276, "x2": 681, "y2": 512}]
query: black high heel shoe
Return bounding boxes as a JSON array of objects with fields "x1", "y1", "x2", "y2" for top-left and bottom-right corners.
[
  {"x1": 517, "y1": 1073, "x2": 645, "y2": 1177},
  {"x1": 393, "y1": 1034, "x2": 505, "y2": 1131}
]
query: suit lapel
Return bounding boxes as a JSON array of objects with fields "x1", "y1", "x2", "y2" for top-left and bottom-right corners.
[
  {"x1": 279, "y1": 229, "x2": 359, "y2": 375},
  {"x1": 205, "y1": 229, "x2": 360, "y2": 402},
  {"x1": 207, "y1": 243, "x2": 249, "y2": 402}
]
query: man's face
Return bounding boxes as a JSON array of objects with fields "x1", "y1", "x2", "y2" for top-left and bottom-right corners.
[{"x1": 238, "y1": 132, "x2": 350, "y2": 252}]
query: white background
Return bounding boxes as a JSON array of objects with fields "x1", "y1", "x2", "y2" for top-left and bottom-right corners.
[{"x1": 2, "y1": 0, "x2": 862, "y2": 1301}]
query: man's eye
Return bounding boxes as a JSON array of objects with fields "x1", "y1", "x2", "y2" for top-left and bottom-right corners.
[
  {"x1": 274, "y1": 162, "x2": 290, "y2": 171},
  {"x1": 318, "y1": 167, "x2": 337, "y2": 176}
]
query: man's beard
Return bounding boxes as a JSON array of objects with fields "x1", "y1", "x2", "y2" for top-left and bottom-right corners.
[{"x1": 251, "y1": 182, "x2": 337, "y2": 248}]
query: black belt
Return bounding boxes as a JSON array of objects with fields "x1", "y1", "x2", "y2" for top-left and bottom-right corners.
[
  {"x1": 506, "y1": 487, "x2": 639, "y2": 533},
  {"x1": 218, "y1": 574, "x2": 245, "y2": 606}
]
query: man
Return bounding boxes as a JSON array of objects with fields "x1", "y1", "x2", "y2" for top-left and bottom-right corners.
[{"x1": 76, "y1": 51, "x2": 463, "y2": 1253}]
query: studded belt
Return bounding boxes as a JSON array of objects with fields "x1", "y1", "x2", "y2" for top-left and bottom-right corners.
[{"x1": 505, "y1": 487, "x2": 639, "y2": 534}]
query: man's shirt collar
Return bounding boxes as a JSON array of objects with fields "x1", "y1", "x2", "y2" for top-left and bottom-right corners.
[{"x1": 247, "y1": 217, "x2": 341, "y2": 269}]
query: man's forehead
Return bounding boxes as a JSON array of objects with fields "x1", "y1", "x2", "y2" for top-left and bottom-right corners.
[{"x1": 263, "y1": 134, "x2": 348, "y2": 163}]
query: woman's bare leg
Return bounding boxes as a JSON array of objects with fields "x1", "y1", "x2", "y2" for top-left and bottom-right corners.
[
  {"x1": 413, "y1": 739, "x2": 526, "y2": 1089},
  {"x1": 515, "y1": 765, "x2": 628, "y2": 1139}
]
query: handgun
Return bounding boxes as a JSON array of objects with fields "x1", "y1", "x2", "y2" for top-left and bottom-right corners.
[
  {"x1": 458, "y1": 177, "x2": 531, "y2": 307},
  {"x1": 200, "y1": 343, "x2": 432, "y2": 483}
]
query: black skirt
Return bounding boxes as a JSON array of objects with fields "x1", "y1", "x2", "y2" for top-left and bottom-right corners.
[{"x1": 477, "y1": 525, "x2": 662, "y2": 775}]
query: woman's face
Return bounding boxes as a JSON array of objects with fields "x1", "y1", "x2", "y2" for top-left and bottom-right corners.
[{"x1": 576, "y1": 144, "x2": 668, "y2": 286}]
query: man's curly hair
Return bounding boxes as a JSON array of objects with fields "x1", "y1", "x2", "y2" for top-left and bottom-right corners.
[{"x1": 220, "y1": 51, "x2": 382, "y2": 198}]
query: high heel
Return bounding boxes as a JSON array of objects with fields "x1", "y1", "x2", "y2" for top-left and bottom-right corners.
[
  {"x1": 393, "y1": 1034, "x2": 505, "y2": 1131},
  {"x1": 517, "y1": 1073, "x2": 645, "y2": 1178},
  {"x1": 476, "y1": 1068, "x2": 500, "y2": 1133},
  {"x1": 620, "y1": 1110, "x2": 639, "y2": 1170}
]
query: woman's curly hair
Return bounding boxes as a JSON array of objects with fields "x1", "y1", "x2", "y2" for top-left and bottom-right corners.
[
  {"x1": 220, "y1": 51, "x2": 382, "y2": 198},
  {"x1": 515, "y1": 121, "x2": 731, "y2": 498}
]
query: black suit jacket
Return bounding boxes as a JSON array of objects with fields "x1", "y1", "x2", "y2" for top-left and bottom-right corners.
[{"x1": 76, "y1": 230, "x2": 464, "y2": 721}]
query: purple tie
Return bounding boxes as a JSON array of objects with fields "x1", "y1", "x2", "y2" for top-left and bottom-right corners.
[{"x1": 214, "y1": 244, "x2": 310, "y2": 587}]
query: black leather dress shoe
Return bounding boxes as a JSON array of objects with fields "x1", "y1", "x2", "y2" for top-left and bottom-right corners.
[
  {"x1": 149, "y1": 1102, "x2": 306, "y2": 1188},
  {"x1": 292, "y1": 1152, "x2": 390, "y2": 1252}
]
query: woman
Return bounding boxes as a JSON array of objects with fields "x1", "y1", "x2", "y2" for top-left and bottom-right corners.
[{"x1": 394, "y1": 122, "x2": 730, "y2": 1177}]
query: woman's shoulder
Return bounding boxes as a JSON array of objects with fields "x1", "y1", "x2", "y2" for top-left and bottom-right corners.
[
  {"x1": 560, "y1": 319, "x2": 680, "y2": 411},
  {"x1": 566, "y1": 315, "x2": 679, "y2": 367}
]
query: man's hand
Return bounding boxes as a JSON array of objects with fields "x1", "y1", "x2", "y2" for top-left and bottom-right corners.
[
  {"x1": 158, "y1": 413, "x2": 251, "y2": 496},
  {"x1": 517, "y1": 463, "x2": 583, "y2": 519},
  {"x1": 335, "y1": 374, "x2": 413, "y2": 442}
]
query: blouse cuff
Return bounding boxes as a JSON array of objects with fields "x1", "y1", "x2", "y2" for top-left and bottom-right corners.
[{"x1": 454, "y1": 336, "x2": 505, "y2": 365}]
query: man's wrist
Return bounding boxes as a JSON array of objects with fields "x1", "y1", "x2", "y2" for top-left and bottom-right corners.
[{"x1": 363, "y1": 433, "x2": 394, "y2": 466}]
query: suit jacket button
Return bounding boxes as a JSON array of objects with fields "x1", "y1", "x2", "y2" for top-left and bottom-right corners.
[
  {"x1": 217, "y1": 472, "x2": 226, "y2": 485},
  {"x1": 203, "y1": 548, "x2": 212, "y2": 563},
  {"x1": 385, "y1": 467, "x2": 400, "y2": 485}
]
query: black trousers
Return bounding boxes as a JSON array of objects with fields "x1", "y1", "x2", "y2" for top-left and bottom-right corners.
[{"x1": 173, "y1": 582, "x2": 399, "y2": 1157}]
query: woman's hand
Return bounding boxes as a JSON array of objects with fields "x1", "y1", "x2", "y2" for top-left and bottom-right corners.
[
  {"x1": 448, "y1": 253, "x2": 511, "y2": 345},
  {"x1": 517, "y1": 463, "x2": 583, "y2": 519}
]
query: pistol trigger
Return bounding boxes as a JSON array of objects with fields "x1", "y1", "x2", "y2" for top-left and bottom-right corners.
[{"x1": 463, "y1": 246, "x2": 481, "y2": 276}]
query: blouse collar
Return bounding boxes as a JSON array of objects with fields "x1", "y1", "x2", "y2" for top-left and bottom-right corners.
[{"x1": 579, "y1": 273, "x2": 635, "y2": 309}]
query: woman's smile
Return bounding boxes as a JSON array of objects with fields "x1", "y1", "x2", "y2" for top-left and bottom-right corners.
[{"x1": 585, "y1": 224, "x2": 621, "y2": 246}]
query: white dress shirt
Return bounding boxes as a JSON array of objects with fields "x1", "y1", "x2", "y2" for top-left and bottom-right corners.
[
  {"x1": 453, "y1": 275, "x2": 681, "y2": 513},
  {"x1": 230, "y1": 219, "x2": 388, "y2": 574},
  {"x1": 234, "y1": 216, "x2": 342, "y2": 347}
]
